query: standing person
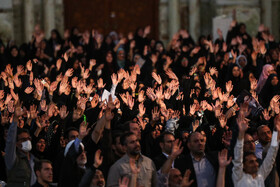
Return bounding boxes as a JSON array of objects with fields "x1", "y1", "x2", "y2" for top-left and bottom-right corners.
[
  {"x1": 107, "y1": 132, "x2": 157, "y2": 187},
  {"x1": 232, "y1": 104, "x2": 280, "y2": 186},
  {"x1": 5, "y1": 102, "x2": 37, "y2": 186}
]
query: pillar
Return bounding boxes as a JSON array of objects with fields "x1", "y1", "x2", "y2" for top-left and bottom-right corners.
[
  {"x1": 23, "y1": 0, "x2": 34, "y2": 42},
  {"x1": 43, "y1": 0, "x2": 55, "y2": 39},
  {"x1": 189, "y1": 0, "x2": 200, "y2": 42},
  {"x1": 261, "y1": 0, "x2": 272, "y2": 31},
  {"x1": 168, "y1": 0, "x2": 180, "y2": 40}
]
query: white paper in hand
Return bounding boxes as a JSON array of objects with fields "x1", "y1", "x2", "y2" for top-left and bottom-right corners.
[{"x1": 101, "y1": 89, "x2": 116, "y2": 102}]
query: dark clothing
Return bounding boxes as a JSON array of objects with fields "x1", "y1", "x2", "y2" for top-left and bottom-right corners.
[{"x1": 31, "y1": 181, "x2": 56, "y2": 187}]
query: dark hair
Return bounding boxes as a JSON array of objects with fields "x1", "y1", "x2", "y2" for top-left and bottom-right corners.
[
  {"x1": 188, "y1": 131, "x2": 202, "y2": 142},
  {"x1": 243, "y1": 152, "x2": 256, "y2": 163},
  {"x1": 121, "y1": 121, "x2": 135, "y2": 132},
  {"x1": 112, "y1": 131, "x2": 123, "y2": 145},
  {"x1": 159, "y1": 131, "x2": 174, "y2": 143},
  {"x1": 17, "y1": 128, "x2": 30, "y2": 141},
  {"x1": 64, "y1": 127, "x2": 79, "y2": 139},
  {"x1": 120, "y1": 132, "x2": 135, "y2": 146},
  {"x1": 34, "y1": 159, "x2": 52, "y2": 175}
]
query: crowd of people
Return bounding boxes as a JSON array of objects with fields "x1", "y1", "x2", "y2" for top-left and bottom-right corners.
[{"x1": 0, "y1": 19, "x2": 280, "y2": 187}]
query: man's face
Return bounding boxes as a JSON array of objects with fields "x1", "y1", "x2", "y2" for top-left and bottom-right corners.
[
  {"x1": 91, "y1": 170, "x2": 105, "y2": 187},
  {"x1": 36, "y1": 139, "x2": 46, "y2": 152},
  {"x1": 187, "y1": 132, "x2": 205, "y2": 155},
  {"x1": 160, "y1": 134, "x2": 175, "y2": 155},
  {"x1": 68, "y1": 130, "x2": 79, "y2": 142},
  {"x1": 125, "y1": 134, "x2": 141, "y2": 156},
  {"x1": 76, "y1": 150, "x2": 87, "y2": 167},
  {"x1": 16, "y1": 132, "x2": 31, "y2": 150},
  {"x1": 243, "y1": 154, "x2": 259, "y2": 175},
  {"x1": 37, "y1": 162, "x2": 53, "y2": 184},
  {"x1": 244, "y1": 134, "x2": 255, "y2": 153},
  {"x1": 130, "y1": 123, "x2": 141, "y2": 140},
  {"x1": 168, "y1": 168, "x2": 182, "y2": 187},
  {"x1": 258, "y1": 126, "x2": 272, "y2": 145}
]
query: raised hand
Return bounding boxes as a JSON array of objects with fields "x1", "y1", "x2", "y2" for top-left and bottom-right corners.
[
  {"x1": 97, "y1": 78, "x2": 106, "y2": 89},
  {"x1": 93, "y1": 149, "x2": 103, "y2": 168},
  {"x1": 24, "y1": 87, "x2": 34, "y2": 94},
  {"x1": 127, "y1": 95, "x2": 134, "y2": 110},
  {"x1": 226, "y1": 81, "x2": 233, "y2": 93},
  {"x1": 111, "y1": 73, "x2": 118, "y2": 85},
  {"x1": 152, "y1": 72, "x2": 162, "y2": 84},
  {"x1": 218, "y1": 149, "x2": 232, "y2": 168},
  {"x1": 78, "y1": 121, "x2": 89, "y2": 140},
  {"x1": 155, "y1": 86, "x2": 164, "y2": 100},
  {"x1": 138, "y1": 90, "x2": 146, "y2": 103},
  {"x1": 65, "y1": 68, "x2": 74, "y2": 77},
  {"x1": 14, "y1": 101, "x2": 26, "y2": 119},
  {"x1": 152, "y1": 106, "x2": 160, "y2": 122},
  {"x1": 138, "y1": 102, "x2": 146, "y2": 117},
  {"x1": 219, "y1": 114, "x2": 227, "y2": 128},
  {"x1": 170, "y1": 139, "x2": 183, "y2": 159},
  {"x1": 146, "y1": 87, "x2": 157, "y2": 101},
  {"x1": 236, "y1": 111, "x2": 249, "y2": 134},
  {"x1": 262, "y1": 109, "x2": 271, "y2": 121},
  {"x1": 164, "y1": 88, "x2": 172, "y2": 100},
  {"x1": 29, "y1": 104, "x2": 38, "y2": 119},
  {"x1": 181, "y1": 170, "x2": 194, "y2": 187},
  {"x1": 189, "y1": 104, "x2": 196, "y2": 116},
  {"x1": 91, "y1": 94, "x2": 99, "y2": 109},
  {"x1": 26, "y1": 60, "x2": 33, "y2": 71},
  {"x1": 13, "y1": 76, "x2": 22, "y2": 88},
  {"x1": 59, "y1": 105, "x2": 69, "y2": 120},
  {"x1": 165, "y1": 69, "x2": 178, "y2": 80},
  {"x1": 209, "y1": 67, "x2": 218, "y2": 77}
]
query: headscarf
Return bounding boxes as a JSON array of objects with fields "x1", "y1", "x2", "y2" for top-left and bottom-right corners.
[{"x1": 256, "y1": 64, "x2": 274, "y2": 93}]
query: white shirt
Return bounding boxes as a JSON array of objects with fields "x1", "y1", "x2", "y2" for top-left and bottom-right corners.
[{"x1": 232, "y1": 131, "x2": 279, "y2": 187}]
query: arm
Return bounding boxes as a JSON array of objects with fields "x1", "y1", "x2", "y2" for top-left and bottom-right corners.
[
  {"x1": 4, "y1": 120, "x2": 17, "y2": 170},
  {"x1": 232, "y1": 108, "x2": 249, "y2": 182},
  {"x1": 4, "y1": 101, "x2": 25, "y2": 170},
  {"x1": 216, "y1": 149, "x2": 232, "y2": 187}
]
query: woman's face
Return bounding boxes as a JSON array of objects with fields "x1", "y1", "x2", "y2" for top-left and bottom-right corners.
[
  {"x1": 11, "y1": 48, "x2": 18, "y2": 57},
  {"x1": 271, "y1": 76, "x2": 279, "y2": 86},
  {"x1": 106, "y1": 53, "x2": 113, "y2": 63},
  {"x1": 232, "y1": 66, "x2": 240, "y2": 77},
  {"x1": 36, "y1": 139, "x2": 46, "y2": 152}
]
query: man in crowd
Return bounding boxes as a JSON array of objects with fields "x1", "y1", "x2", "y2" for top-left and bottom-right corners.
[
  {"x1": 107, "y1": 132, "x2": 157, "y2": 186},
  {"x1": 32, "y1": 160, "x2": 55, "y2": 187}
]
